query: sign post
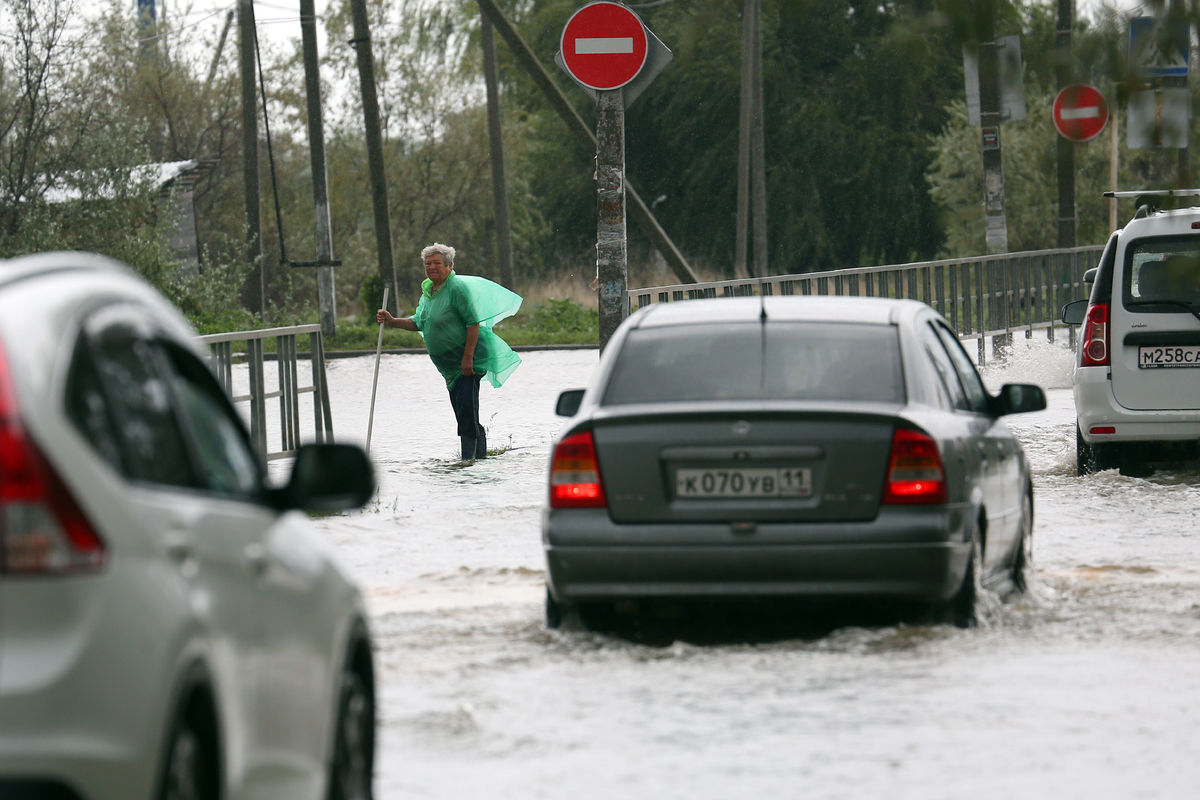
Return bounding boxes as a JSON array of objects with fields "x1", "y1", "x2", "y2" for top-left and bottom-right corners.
[
  {"x1": 1053, "y1": 84, "x2": 1110, "y2": 142},
  {"x1": 559, "y1": 2, "x2": 657, "y2": 352}
]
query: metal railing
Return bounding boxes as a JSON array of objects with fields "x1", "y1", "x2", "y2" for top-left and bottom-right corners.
[
  {"x1": 627, "y1": 245, "x2": 1103, "y2": 364},
  {"x1": 199, "y1": 324, "x2": 334, "y2": 461}
]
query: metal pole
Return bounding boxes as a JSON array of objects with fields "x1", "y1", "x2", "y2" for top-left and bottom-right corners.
[
  {"x1": 366, "y1": 287, "x2": 390, "y2": 456},
  {"x1": 597, "y1": 89, "x2": 627, "y2": 352},
  {"x1": 300, "y1": 0, "x2": 337, "y2": 339}
]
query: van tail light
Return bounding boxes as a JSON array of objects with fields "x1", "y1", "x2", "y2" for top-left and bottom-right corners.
[
  {"x1": 549, "y1": 431, "x2": 607, "y2": 508},
  {"x1": 1080, "y1": 303, "x2": 1110, "y2": 367},
  {"x1": 883, "y1": 428, "x2": 947, "y2": 505},
  {"x1": 0, "y1": 342, "x2": 106, "y2": 575}
]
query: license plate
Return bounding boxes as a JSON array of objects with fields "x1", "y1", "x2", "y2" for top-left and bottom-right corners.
[
  {"x1": 1138, "y1": 345, "x2": 1200, "y2": 368},
  {"x1": 674, "y1": 467, "x2": 812, "y2": 498}
]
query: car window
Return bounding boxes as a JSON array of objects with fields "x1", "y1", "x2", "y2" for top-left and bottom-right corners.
[
  {"x1": 84, "y1": 317, "x2": 199, "y2": 489},
  {"x1": 602, "y1": 322, "x2": 904, "y2": 405},
  {"x1": 933, "y1": 323, "x2": 990, "y2": 413},
  {"x1": 919, "y1": 323, "x2": 969, "y2": 411},
  {"x1": 1124, "y1": 236, "x2": 1200, "y2": 308},
  {"x1": 65, "y1": 336, "x2": 126, "y2": 473},
  {"x1": 161, "y1": 343, "x2": 263, "y2": 499}
]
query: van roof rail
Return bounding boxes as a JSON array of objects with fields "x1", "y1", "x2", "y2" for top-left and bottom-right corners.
[
  {"x1": 1103, "y1": 189, "x2": 1200, "y2": 198},
  {"x1": 1105, "y1": 189, "x2": 1200, "y2": 218}
]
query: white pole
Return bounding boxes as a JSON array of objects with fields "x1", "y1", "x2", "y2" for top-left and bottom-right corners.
[{"x1": 365, "y1": 286, "x2": 389, "y2": 455}]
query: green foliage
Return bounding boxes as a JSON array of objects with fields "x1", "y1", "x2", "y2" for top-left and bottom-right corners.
[{"x1": 509, "y1": 298, "x2": 598, "y2": 340}]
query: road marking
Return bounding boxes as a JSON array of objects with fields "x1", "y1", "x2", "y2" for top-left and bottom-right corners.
[
  {"x1": 1062, "y1": 106, "x2": 1101, "y2": 120},
  {"x1": 575, "y1": 37, "x2": 633, "y2": 55}
]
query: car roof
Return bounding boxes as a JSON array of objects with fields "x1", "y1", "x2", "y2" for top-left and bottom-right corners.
[
  {"x1": 628, "y1": 295, "x2": 926, "y2": 328},
  {"x1": 0, "y1": 250, "x2": 133, "y2": 289}
]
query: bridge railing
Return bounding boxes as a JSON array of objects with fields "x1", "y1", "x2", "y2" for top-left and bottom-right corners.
[
  {"x1": 199, "y1": 324, "x2": 334, "y2": 461},
  {"x1": 627, "y1": 245, "x2": 1103, "y2": 364}
]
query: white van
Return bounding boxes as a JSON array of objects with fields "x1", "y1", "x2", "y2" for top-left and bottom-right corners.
[{"x1": 1062, "y1": 190, "x2": 1200, "y2": 476}]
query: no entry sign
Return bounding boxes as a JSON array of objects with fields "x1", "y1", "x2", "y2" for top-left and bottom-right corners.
[
  {"x1": 560, "y1": 2, "x2": 649, "y2": 91},
  {"x1": 1053, "y1": 84, "x2": 1110, "y2": 142}
]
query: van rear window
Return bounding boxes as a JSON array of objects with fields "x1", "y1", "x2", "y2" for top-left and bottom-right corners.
[
  {"x1": 603, "y1": 322, "x2": 904, "y2": 405},
  {"x1": 1124, "y1": 237, "x2": 1200, "y2": 308}
]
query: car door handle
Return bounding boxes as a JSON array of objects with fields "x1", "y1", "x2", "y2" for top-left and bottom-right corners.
[{"x1": 243, "y1": 542, "x2": 268, "y2": 576}]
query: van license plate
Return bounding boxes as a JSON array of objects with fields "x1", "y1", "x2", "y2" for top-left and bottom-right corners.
[
  {"x1": 1138, "y1": 345, "x2": 1200, "y2": 368},
  {"x1": 675, "y1": 467, "x2": 813, "y2": 498}
]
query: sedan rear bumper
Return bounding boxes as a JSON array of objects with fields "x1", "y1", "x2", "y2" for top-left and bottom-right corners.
[{"x1": 544, "y1": 508, "x2": 973, "y2": 603}]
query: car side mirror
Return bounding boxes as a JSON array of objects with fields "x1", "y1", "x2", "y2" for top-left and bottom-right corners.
[
  {"x1": 272, "y1": 443, "x2": 375, "y2": 512},
  {"x1": 1061, "y1": 299, "x2": 1087, "y2": 325},
  {"x1": 990, "y1": 383, "x2": 1047, "y2": 417},
  {"x1": 555, "y1": 388, "x2": 585, "y2": 417},
  {"x1": 1083, "y1": 267, "x2": 1097, "y2": 286}
]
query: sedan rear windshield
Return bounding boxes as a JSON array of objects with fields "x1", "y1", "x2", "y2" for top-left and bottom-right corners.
[
  {"x1": 603, "y1": 321, "x2": 904, "y2": 405},
  {"x1": 1124, "y1": 236, "x2": 1200, "y2": 310}
]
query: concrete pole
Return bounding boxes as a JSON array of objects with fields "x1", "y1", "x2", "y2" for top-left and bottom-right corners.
[
  {"x1": 597, "y1": 90, "x2": 627, "y2": 353},
  {"x1": 238, "y1": 0, "x2": 264, "y2": 317},
  {"x1": 481, "y1": 13, "x2": 515, "y2": 288},
  {"x1": 300, "y1": 0, "x2": 337, "y2": 339},
  {"x1": 350, "y1": 0, "x2": 400, "y2": 310},
  {"x1": 979, "y1": 37, "x2": 1008, "y2": 255}
]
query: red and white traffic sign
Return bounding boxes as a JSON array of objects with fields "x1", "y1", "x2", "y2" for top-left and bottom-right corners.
[
  {"x1": 1053, "y1": 84, "x2": 1110, "y2": 142},
  {"x1": 560, "y1": 1, "x2": 649, "y2": 91}
]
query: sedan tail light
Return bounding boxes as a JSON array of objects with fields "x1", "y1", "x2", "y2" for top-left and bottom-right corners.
[
  {"x1": 0, "y1": 341, "x2": 106, "y2": 575},
  {"x1": 549, "y1": 431, "x2": 607, "y2": 508},
  {"x1": 1080, "y1": 303, "x2": 1110, "y2": 367},
  {"x1": 883, "y1": 428, "x2": 947, "y2": 505}
]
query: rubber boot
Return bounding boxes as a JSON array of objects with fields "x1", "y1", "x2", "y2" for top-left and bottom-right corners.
[{"x1": 460, "y1": 435, "x2": 477, "y2": 463}]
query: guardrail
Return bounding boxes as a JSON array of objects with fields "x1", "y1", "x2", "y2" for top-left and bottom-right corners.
[
  {"x1": 627, "y1": 245, "x2": 1103, "y2": 364},
  {"x1": 199, "y1": 324, "x2": 334, "y2": 461}
]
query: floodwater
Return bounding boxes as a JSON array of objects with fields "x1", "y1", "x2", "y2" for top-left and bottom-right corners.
[{"x1": 270, "y1": 338, "x2": 1199, "y2": 799}]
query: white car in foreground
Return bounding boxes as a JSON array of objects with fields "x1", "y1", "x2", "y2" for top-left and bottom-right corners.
[
  {"x1": 0, "y1": 252, "x2": 376, "y2": 800},
  {"x1": 1062, "y1": 190, "x2": 1200, "y2": 476}
]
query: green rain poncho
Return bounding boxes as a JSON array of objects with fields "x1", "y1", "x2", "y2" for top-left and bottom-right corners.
[{"x1": 411, "y1": 271, "x2": 522, "y2": 389}]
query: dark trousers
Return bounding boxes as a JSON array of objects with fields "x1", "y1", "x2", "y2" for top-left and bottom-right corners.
[{"x1": 448, "y1": 374, "x2": 486, "y2": 460}]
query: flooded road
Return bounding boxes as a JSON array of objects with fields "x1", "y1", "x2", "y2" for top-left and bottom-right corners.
[{"x1": 290, "y1": 340, "x2": 1200, "y2": 799}]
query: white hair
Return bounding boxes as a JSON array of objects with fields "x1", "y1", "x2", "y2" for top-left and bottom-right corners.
[{"x1": 421, "y1": 242, "x2": 455, "y2": 265}]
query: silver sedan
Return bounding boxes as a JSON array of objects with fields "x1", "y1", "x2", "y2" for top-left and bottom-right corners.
[{"x1": 543, "y1": 296, "x2": 1046, "y2": 629}]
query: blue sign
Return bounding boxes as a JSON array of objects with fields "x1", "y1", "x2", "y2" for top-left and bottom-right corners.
[{"x1": 1130, "y1": 16, "x2": 1189, "y2": 77}]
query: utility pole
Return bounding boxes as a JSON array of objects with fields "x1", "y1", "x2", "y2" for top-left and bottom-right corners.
[
  {"x1": 750, "y1": 0, "x2": 768, "y2": 277},
  {"x1": 736, "y1": 0, "x2": 768, "y2": 278},
  {"x1": 596, "y1": 89, "x2": 627, "y2": 351},
  {"x1": 238, "y1": 0, "x2": 264, "y2": 317},
  {"x1": 979, "y1": 35, "x2": 1008, "y2": 254},
  {"x1": 481, "y1": 12, "x2": 515, "y2": 288},
  {"x1": 300, "y1": 0, "x2": 337, "y2": 338},
  {"x1": 1056, "y1": 0, "x2": 1076, "y2": 248},
  {"x1": 350, "y1": 0, "x2": 399, "y2": 311}
]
